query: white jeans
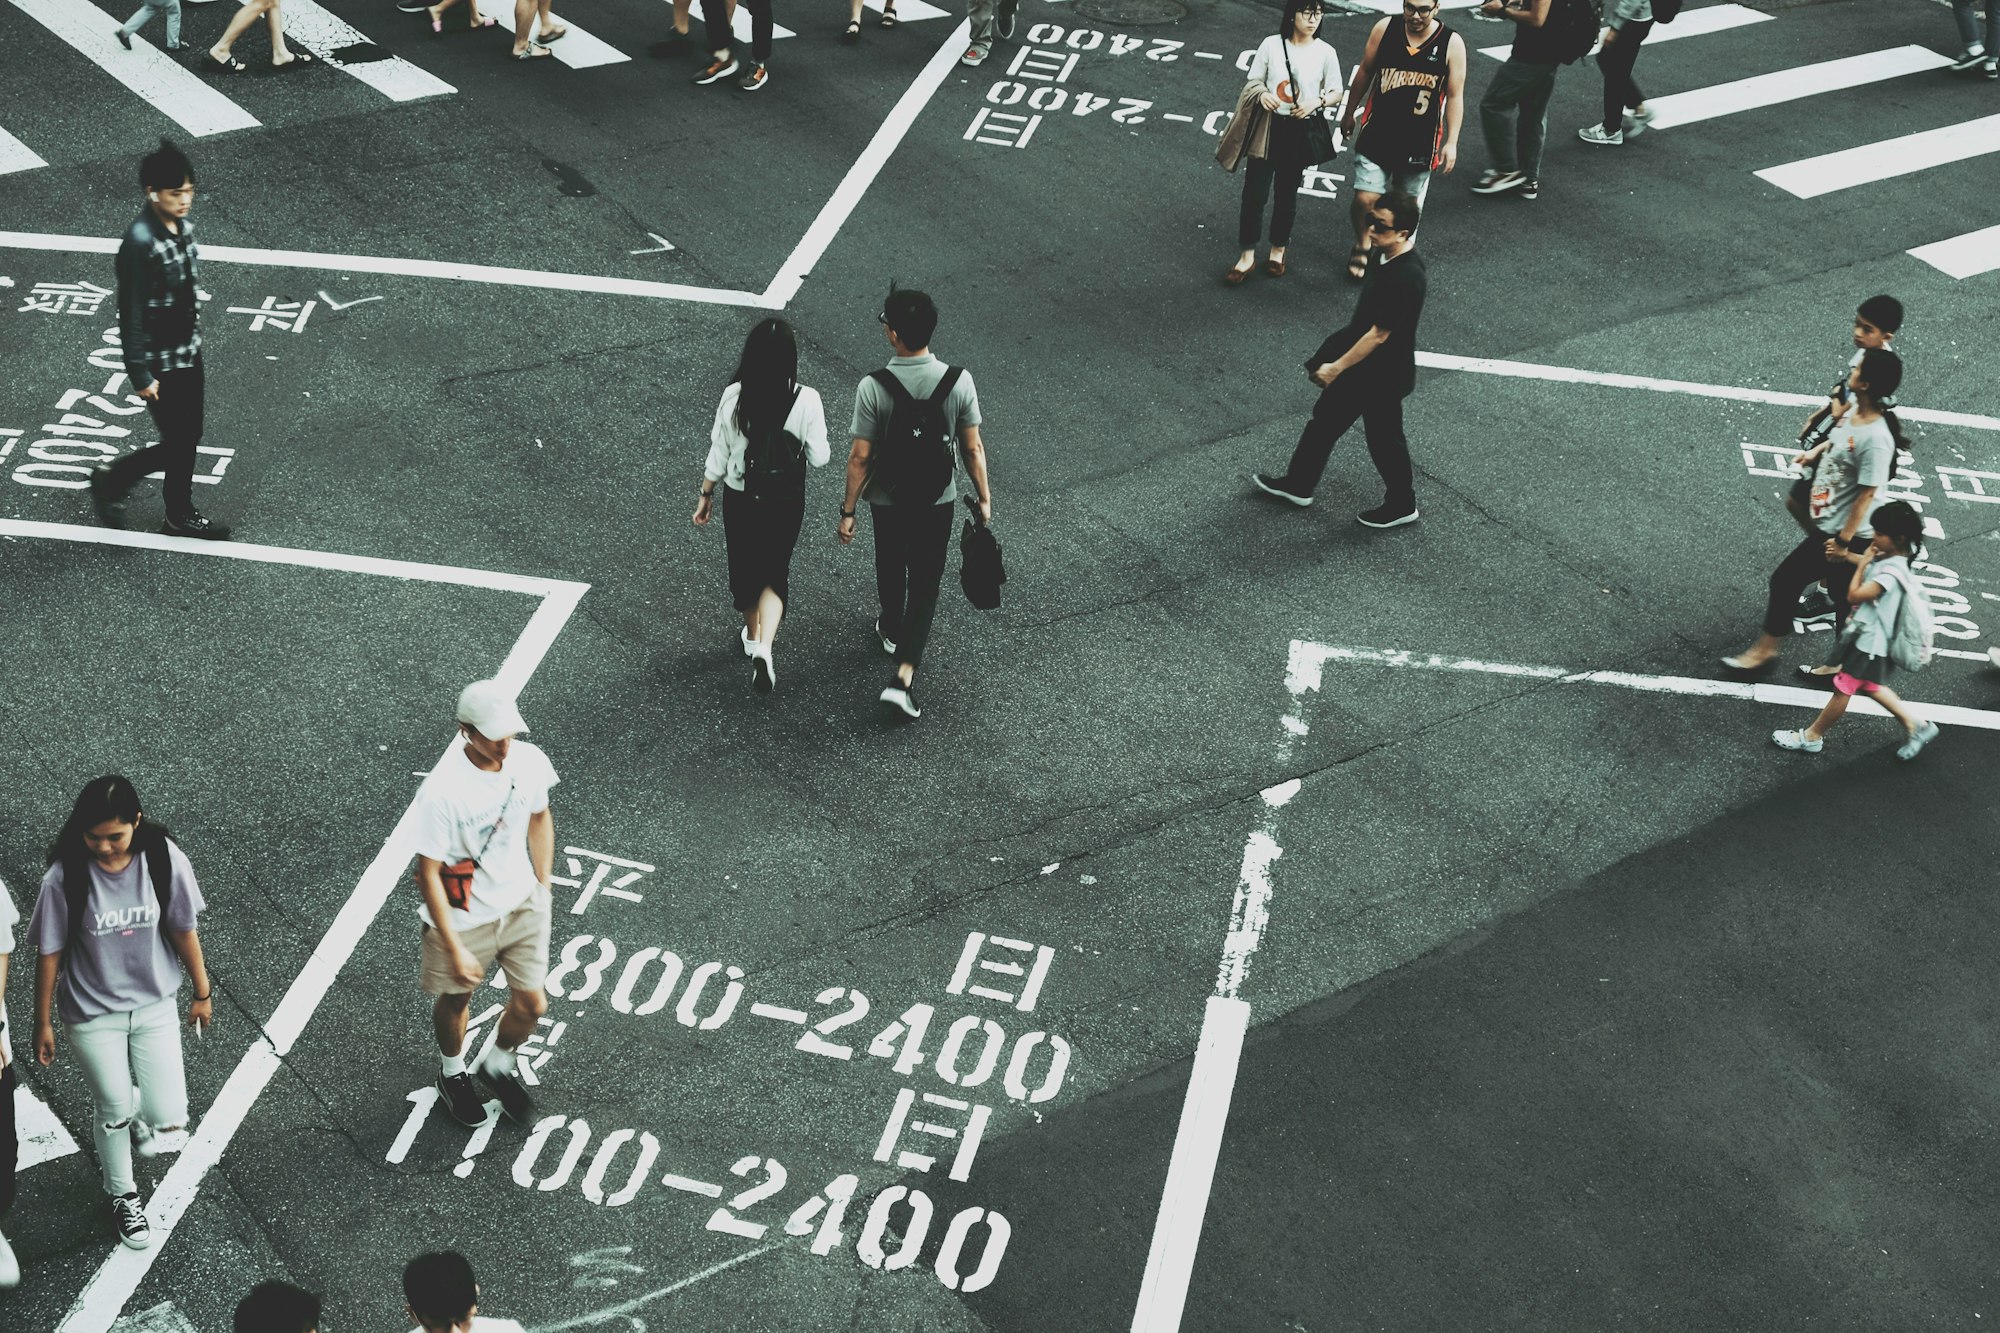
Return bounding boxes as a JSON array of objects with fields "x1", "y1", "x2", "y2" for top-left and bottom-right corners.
[{"x1": 67, "y1": 998, "x2": 187, "y2": 1197}]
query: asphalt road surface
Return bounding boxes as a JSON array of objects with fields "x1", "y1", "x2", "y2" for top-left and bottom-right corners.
[{"x1": 2, "y1": 0, "x2": 1998, "y2": 1328}]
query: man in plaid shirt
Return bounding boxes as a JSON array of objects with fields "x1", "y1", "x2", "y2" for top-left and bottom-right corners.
[{"x1": 91, "y1": 138, "x2": 230, "y2": 540}]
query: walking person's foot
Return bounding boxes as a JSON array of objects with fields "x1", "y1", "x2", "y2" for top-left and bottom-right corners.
[
  {"x1": 89, "y1": 464, "x2": 129, "y2": 528},
  {"x1": 1948, "y1": 44, "x2": 1987, "y2": 71},
  {"x1": 396, "y1": 0, "x2": 430, "y2": 11},
  {"x1": 1771, "y1": 729, "x2": 1824, "y2": 753},
  {"x1": 0, "y1": 1227, "x2": 19, "y2": 1289},
  {"x1": 1896, "y1": 720, "x2": 1940, "y2": 761},
  {"x1": 879, "y1": 676, "x2": 920, "y2": 719},
  {"x1": 649, "y1": 28, "x2": 693, "y2": 56},
  {"x1": 995, "y1": 0, "x2": 1018, "y2": 39},
  {"x1": 1252, "y1": 472, "x2": 1313, "y2": 506},
  {"x1": 116, "y1": 26, "x2": 133, "y2": 47},
  {"x1": 737, "y1": 61, "x2": 767, "y2": 90},
  {"x1": 693, "y1": 53, "x2": 738, "y2": 82},
  {"x1": 1224, "y1": 257, "x2": 1255, "y2": 285},
  {"x1": 751, "y1": 643, "x2": 776, "y2": 691},
  {"x1": 1471, "y1": 169, "x2": 1524, "y2": 194},
  {"x1": 875, "y1": 618, "x2": 897, "y2": 655},
  {"x1": 1519, "y1": 178, "x2": 1540, "y2": 200},
  {"x1": 511, "y1": 41, "x2": 553, "y2": 57},
  {"x1": 1622, "y1": 104, "x2": 1654, "y2": 137},
  {"x1": 1357, "y1": 502, "x2": 1419, "y2": 529},
  {"x1": 842, "y1": 19, "x2": 861, "y2": 41},
  {"x1": 1719, "y1": 652, "x2": 1774, "y2": 674},
  {"x1": 161, "y1": 510, "x2": 231, "y2": 540},
  {"x1": 1577, "y1": 124, "x2": 1621, "y2": 145},
  {"x1": 133, "y1": 1122, "x2": 188, "y2": 1157},
  {"x1": 960, "y1": 44, "x2": 987, "y2": 65},
  {"x1": 110, "y1": 1193, "x2": 153, "y2": 1250},
  {"x1": 436, "y1": 1070, "x2": 489, "y2": 1126},
  {"x1": 475, "y1": 1057, "x2": 537, "y2": 1123}
]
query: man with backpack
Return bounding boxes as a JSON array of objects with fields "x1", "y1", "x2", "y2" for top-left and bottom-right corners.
[
  {"x1": 838, "y1": 286, "x2": 993, "y2": 720},
  {"x1": 1470, "y1": 0, "x2": 1586, "y2": 200}
]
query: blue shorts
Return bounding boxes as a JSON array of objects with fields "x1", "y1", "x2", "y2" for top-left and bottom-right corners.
[{"x1": 1351, "y1": 152, "x2": 1432, "y2": 205}]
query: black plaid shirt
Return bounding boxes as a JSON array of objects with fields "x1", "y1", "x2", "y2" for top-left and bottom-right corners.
[{"x1": 115, "y1": 209, "x2": 201, "y2": 390}]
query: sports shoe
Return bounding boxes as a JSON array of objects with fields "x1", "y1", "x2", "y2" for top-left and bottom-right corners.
[
  {"x1": 1622, "y1": 104, "x2": 1655, "y2": 138},
  {"x1": 693, "y1": 55, "x2": 737, "y2": 83},
  {"x1": 0, "y1": 1227, "x2": 19, "y2": 1289},
  {"x1": 648, "y1": 27, "x2": 693, "y2": 55},
  {"x1": 960, "y1": 44, "x2": 987, "y2": 66},
  {"x1": 879, "y1": 679, "x2": 920, "y2": 719},
  {"x1": 1985, "y1": 59, "x2": 1999, "y2": 79},
  {"x1": 133, "y1": 1122, "x2": 188, "y2": 1158},
  {"x1": 1577, "y1": 124, "x2": 1621, "y2": 145},
  {"x1": 1771, "y1": 729, "x2": 1824, "y2": 753},
  {"x1": 1519, "y1": 178, "x2": 1540, "y2": 200},
  {"x1": 1252, "y1": 472, "x2": 1313, "y2": 506},
  {"x1": 995, "y1": 0, "x2": 1018, "y2": 39},
  {"x1": 396, "y1": 0, "x2": 431, "y2": 11},
  {"x1": 1896, "y1": 720, "x2": 1940, "y2": 761},
  {"x1": 1471, "y1": 169, "x2": 1524, "y2": 195},
  {"x1": 1947, "y1": 44, "x2": 1987, "y2": 71},
  {"x1": 436, "y1": 1071, "x2": 488, "y2": 1127},
  {"x1": 875, "y1": 618, "x2": 897, "y2": 655},
  {"x1": 750, "y1": 644, "x2": 775, "y2": 691},
  {"x1": 737, "y1": 62, "x2": 766, "y2": 90},
  {"x1": 111, "y1": 1193, "x2": 153, "y2": 1250},
  {"x1": 162, "y1": 510, "x2": 231, "y2": 540},
  {"x1": 89, "y1": 465, "x2": 128, "y2": 529},
  {"x1": 741, "y1": 625, "x2": 756, "y2": 657},
  {"x1": 1357, "y1": 503, "x2": 1419, "y2": 529},
  {"x1": 116, "y1": 26, "x2": 133, "y2": 46},
  {"x1": 476, "y1": 1059, "x2": 536, "y2": 1124}
]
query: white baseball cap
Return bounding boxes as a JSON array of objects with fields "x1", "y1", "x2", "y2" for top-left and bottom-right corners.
[{"x1": 456, "y1": 680, "x2": 529, "y2": 739}]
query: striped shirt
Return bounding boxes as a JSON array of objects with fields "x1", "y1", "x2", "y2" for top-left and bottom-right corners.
[{"x1": 116, "y1": 209, "x2": 201, "y2": 390}]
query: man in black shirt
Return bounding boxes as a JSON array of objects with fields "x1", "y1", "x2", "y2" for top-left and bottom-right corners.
[{"x1": 1254, "y1": 191, "x2": 1428, "y2": 528}]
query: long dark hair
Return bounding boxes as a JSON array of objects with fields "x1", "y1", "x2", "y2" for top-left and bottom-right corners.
[
  {"x1": 45, "y1": 774, "x2": 171, "y2": 875},
  {"x1": 1870, "y1": 500, "x2": 1924, "y2": 561},
  {"x1": 731, "y1": 318, "x2": 799, "y2": 437},
  {"x1": 1856, "y1": 346, "x2": 1910, "y2": 449},
  {"x1": 1278, "y1": 0, "x2": 1323, "y2": 38}
]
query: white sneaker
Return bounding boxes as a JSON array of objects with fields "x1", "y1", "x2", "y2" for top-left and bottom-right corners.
[
  {"x1": 1771, "y1": 729, "x2": 1823, "y2": 753},
  {"x1": 0, "y1": 1227, "x2": 19, "y2": 1288},
  {"x1": 875, "y1": 618, "x2": 897, "y2": 655},
  {"x1": 134, "y1": 1122, "x2": 187, "y2": 1158},
  {"x1": 1621, "y1": 104, "x2": 1655, "y2": 138},
  {"x1": 879, "y1": 679, "x2": 920, "y2": 718},
  {"x1": 110, "y1": 1193, "x2": 153, "y2": 1250},
  {"x1": 740, "y1": 625, "x2": 755, "y2": 657},
  {"x1": 750, "y1": 643, "x2": 776, "y2": 692},
  {"x1": 1896, "y1": 721, "x2": 1939, "y2": 761}
]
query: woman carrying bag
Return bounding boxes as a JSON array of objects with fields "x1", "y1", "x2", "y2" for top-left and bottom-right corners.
[
  {"x1": 28, "y1": 775, "x2": 212, "y2": 1253},
  {"x1": 1227, "y1": 0, "x2": 1342, "y2": 284},
  {"x1": 693, "y1": 318, "x2": 832, "y2": 692}
]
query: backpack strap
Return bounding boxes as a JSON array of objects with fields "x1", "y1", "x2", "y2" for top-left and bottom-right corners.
[
  {"x1": 144, "y1": 828, "x2": 175, "y2": 922},
  {"x1": 870, "y1": 367, "x2": 915, "y2": 412},
  {"x1": 927, "y1": 365, "x2": 964, "y2": 407}
]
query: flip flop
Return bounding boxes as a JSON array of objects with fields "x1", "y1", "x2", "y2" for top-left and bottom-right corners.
[
  {"x1": 272, "y1": 50, "x2": 317, "y2": 67},
  {"x1": 1346, "y1": 244, "x2": 1369, "y2": 281},
  {"x1": 878, "y1": 3, "x2": 897, "y2": 26},
  {"x1": 200, "y1": 52, "x2": 249, "y2": 72},
  {"x1": 473, "y1": 15, "x2": 497, "y2": 26},
  {"x1": 842, "y1": 18, "x2": 861, "y2": 40},
  {"x1": 537, "y1": 23, "x2": 567, "y2": 41},
  {"x1": 511, "y1": 40, "x2": 553, "y2": 56}
]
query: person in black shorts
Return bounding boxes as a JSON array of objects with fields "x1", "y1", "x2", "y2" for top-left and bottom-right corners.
[
  {"x1": 1252, "y1": 191, "x2": 1429, "y2": 528},
  {"x1": 1338, "y1": 0, "x2": 1466, "y2": 279}
]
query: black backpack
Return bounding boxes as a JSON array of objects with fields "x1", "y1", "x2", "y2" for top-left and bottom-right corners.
[
  {"x1": 868, "y1": 366, "x2": 964, "y2": 504},
  {"x1": 740, "y1": 387, "x2": 807, "y2": 505},
  {"x1": 62, "y1": 822, "x2": 175, "y2": 952},
  {"x1": 1550, "y1": 0, "x2": 1604, "y2": 62},
  {"x1": 1652, "y1": 0, "x2": 1683, "y2": 21}
]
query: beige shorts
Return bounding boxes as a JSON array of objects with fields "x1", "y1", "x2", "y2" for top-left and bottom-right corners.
[{"x1": 420, "y1": 885, "x2": 552, "y2": 996}]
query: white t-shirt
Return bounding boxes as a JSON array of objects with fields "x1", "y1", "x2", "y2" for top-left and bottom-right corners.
[
  {"x1": 1247, "y1": 35, "x2": 1342, "y2": 115},
  {"x1": 0, "y1": 876, "x2": 17, "y2": 1063},
  {"x1": 412, "y1": 740, "x2": 559, "y2": 928},
  {"x1": 704, "y1": 383, "x2": 832, "y2": 491}
]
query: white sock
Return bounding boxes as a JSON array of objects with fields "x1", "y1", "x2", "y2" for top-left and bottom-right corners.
[
  {"x1": 440, "y1": 1051, "x2": 466, "y2": 1077},
  {"x1": 482, "y1": 1046, "x2": 518, "y2": 1075}
]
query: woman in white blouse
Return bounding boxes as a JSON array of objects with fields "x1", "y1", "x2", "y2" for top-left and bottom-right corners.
[
  {"x1": 693, "y1": 318, "x2": 831, "y2": 692},
  {"x1": 1228, "y1": 0, "x2": 1342, "y2": 284}
]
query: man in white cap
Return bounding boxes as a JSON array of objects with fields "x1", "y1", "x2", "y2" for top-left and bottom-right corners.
[{"x1": 410, "y1": 680, "x2": 559, "y2": 1128}]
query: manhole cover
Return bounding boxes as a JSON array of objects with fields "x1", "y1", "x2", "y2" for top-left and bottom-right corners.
[{"x1": 1074, "y1": 0, "x2": 1186, "y2": 25}]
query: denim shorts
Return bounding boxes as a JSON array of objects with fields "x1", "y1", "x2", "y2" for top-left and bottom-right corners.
[{"x1": 1351, "y1": 153, "x2": 1431, "y2": 205}]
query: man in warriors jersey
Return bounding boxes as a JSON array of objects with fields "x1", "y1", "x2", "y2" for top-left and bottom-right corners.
[{"x1": 1338, "y1": 1, "x2": 1466, "y2": 280}]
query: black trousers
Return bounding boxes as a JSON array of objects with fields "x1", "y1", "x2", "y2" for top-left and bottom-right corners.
[
  {"x1": 1597, "y1": 20, "x2": 1652, "y2": 131},
  {"x1": 1, "y1": 1060, "x2": 16, "y2": 1219},
  {"x1": 1764, "y1": 530, "x2": 1864, "y2": 639},
  {"x1": 104, "y1": 356, "x2": 204, "y2": 520},
  {"x1": 1238, "y1": 120, "x2": 1308, "y2": 248},
  {"x1": 870, "y1": 499, "x2": 955, "y2": 671},
  {"x1": 1282, "y1": 376, "x2": 1415, "y2": 509},
  {"x1": 706, "y1": 0, "x2": 772, "y2": 61}
]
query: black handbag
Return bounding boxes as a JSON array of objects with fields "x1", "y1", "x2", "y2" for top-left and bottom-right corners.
[
  {"x1": 958, "y1": 497, "x2": 1005, "y2": 610},
  {"x1": 1281, "y1": 43, "x2": 1337, "y2": 165}
]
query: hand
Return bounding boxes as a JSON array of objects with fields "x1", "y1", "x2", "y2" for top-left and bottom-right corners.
[
  {"x1": 1258, "y1": 92, "x2": 1282, "y2": 112},
  {"x1": 37, "y1": 1021, "x2": 56, "y2": 1067},
  {"x1": 693, "y1": 491, "x2": 713, "y2": 526},
  {"x1": 1479, "y1": 0, "x2": 1504, "y2": 12},
  {"x1": 1338, "y1": 114, "x2": 1355, "y2": 136},
  {"x1": 1439, "y1": 141, "x2": 1458, "y2": 173},
  {"x1": 449, "y1": 943, "x2": 484, "y2": 990},
  {"x1": 188, "y1": 995, "x2": 214, "y2": 1030},
  {"x1": 837, "y1": 513, "x2": 857, "y2": 546},
  {"x1": 1598, "y1": 25, "x2": 1615, "y2": 46},
  {"x1": 137, "y1": 381, "x2": 161, "y2": 402},
  {"x1": 978, "y1": 497, "x2": 993, "y2": 525},
  {"x1": 1311, "y1": 363, "x2": 1342, "y2": 388}
]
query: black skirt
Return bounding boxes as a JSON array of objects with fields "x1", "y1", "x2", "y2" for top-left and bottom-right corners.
[{"x1": 720, "y1": 484, "x2": 806, "y2": 612}]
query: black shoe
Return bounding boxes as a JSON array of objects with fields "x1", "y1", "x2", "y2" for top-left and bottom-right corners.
[
  {"x1": 1797, "y1": 587, "x2": 1836, "y2": 618},
  {"x1": 648, "y1": 28, "x2": 693, "y2": 56},
  {"x1": 995, "y1": 0, "x2": 1018, "y2": 39},
  {"x1": 89, "y1": 465, "x2": 129, "y2": 529},
  {"x1": 1794, "y1": 664, "x2": 1839, "y2": 689},
  {"x1": 436, "y1": 1071, "x2": 488, "y2": 1126},
  {"x1": 116, "y1": 26, "x2": 133, "y2": 47},
  {"x1": 693, "y1": 55, "x2": 738, "y2": 83},
  {"x1": 1252, "y1": 472, "x2": 1313, "y2": 507},
  {"x1": 475, "y1": 1060, "x2": 536, "y2": 1123},
  {"x1": 162, "y1": 510, "x2": 231, "y2": 540},
  {"x1": 879, "y1": 678, "x2": 920, "y2": 718},
  {"x1": 1357, "y1": 503, "x2": 1419, "y2": 529}
]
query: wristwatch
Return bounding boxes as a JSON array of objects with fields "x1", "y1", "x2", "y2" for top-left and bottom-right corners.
[{"x1": 840, "y1": 508, "x2": 856, "y2": 519}]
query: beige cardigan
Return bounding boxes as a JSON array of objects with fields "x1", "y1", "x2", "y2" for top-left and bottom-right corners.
[{"x1": 1213, "y1": 81, "x2": 1272, "y2": 173}]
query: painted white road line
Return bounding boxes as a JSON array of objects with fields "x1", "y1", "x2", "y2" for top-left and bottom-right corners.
[
  {"x1": 1646, "y1": 45, "x2": 1954, "y2": 130},
  {"x1": 1756, "y1": 112, "x2": 2000, "y2": 198},
  {"x1": 1480, "y1": 1, "x2": 1768, "y2": 60},
  {"x1": 469, "y1": 0, "x2": 629, "y2": 66},
  {"x1": 0, "y1": 124, "x2": 48, "y2": 175},
  {"x1": 237, "y1": 0, "x2": 454, "y2": 99},
  {"x1": 0, "y1": 232, "x2": 769, "y2": 307},
  {"x1": 16, "y1": 1082, "x2": 83, "y2": 1171},
  {"x1": 11, "y1": 527, "x2": 586, "y2": 1333},
  {"x1": 1287, "y1": 642, "x2": 2000, "y2": 732},
  {"x1": 5, "y1": 0, "x2": 260, "y2": 137},
  {"x1": 1414, "y1": 351, "x2": 2000, "y2": 433},
  {"x1": 1910, "y1": 222, "x2": 2000, "y2": 280},
  {"x1": 523, "y1": 1243, "x2": 787, "y2": 1333},
  {"x1": 763, "y1": 19, "x2": 971, "y2": 306}
]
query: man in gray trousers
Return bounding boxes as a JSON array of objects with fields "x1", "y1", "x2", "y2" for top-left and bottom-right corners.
[
  {"x1": 1469, "y1": 0, "x2": 1560, "y2": 200},
  {"x1": 960, "y1": 0, "x2": 1019, "y2": 66}
]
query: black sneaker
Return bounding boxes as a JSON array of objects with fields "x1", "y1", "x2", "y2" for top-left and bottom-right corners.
[
  {"x1": 1520, "y1": 179, "x2": 1540, "y2": 201},
  {"x1": 1252, "y1": 472, "x2": 1313, "y2": 506},
  {"x1": 879, "y1": 678, "x2": 920, "y2": 718},
  {"x1": 436, "y1": 1071, "x2": 488, "y2": 1126},
  {"x1": 162, "y1": 510, "x2": 231, "y2": 540},
  {"x1": 693, "y1": 55, "x2": 738, "y2": 83},
  {"x1": 89, "y1": 466, "x2": 130, "y2": 528},
  {"x1": 995, "y1": 0, "x2": 1018, "y2": 39},
  {"x1": 1948, "y1": 46, "x2": 1987, "y2": 71},
  {"x1": 475, "y1": 1060, "x2": 537, "y2": 1123},
  {"x1": 110, "y1": 1193, "x2": 152, "y2": 1250},
  {"x1": 648, "y1": 28, "x2": 693, "y2": 56},
  {"x1": 116, "y1": 26, "x2": 133, "y2": 47},
  {"x1": 736, "y1": 62, "x2": 767, "y2": 90},
  {"x1": 1356, "y1": 503, "x2": 1419, "y2": 529}
]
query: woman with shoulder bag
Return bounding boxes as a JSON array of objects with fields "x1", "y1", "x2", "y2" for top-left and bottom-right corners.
[
  {"x1": 1228, "y1": 0, "x2": 1342, "y2": 284},
  {"x1": 28, "y1": 776, "x2": 212, "y2": 1253},
  {"x1": 693, "y1": 318, "x2": 832, "y2": 692}
]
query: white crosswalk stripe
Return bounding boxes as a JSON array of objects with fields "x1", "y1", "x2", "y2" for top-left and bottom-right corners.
[
  {"x1": 1756, "y1": 111, "x2": 2000, "y2": 198},
  {"x1": 5, "y1": 0, "x2": 261, "y2": 136},
  {"x1": 1909, "y1": 224, "x2": 2000, "y2": 279},
  {"x1": 1479, "y1": 1, "x2": 1770, "y2": 61},
  {"x1": 0, "y1": 125, "x2": 49, "y2": 175},
  {"x1": 1646, "y1": 45, "x2": 1954, "y2": 129},
  {"x1": 235, "y1": 0, "x2": 456, "y2": 99}
]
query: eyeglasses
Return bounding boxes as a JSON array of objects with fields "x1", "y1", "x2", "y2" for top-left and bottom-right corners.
[
  {"x1": 1365, "y1": 217, "x2": 1401, "y2": 233},
  {"x1": 1402, "y1": 3, "x2": 1437, "y2": 12}
]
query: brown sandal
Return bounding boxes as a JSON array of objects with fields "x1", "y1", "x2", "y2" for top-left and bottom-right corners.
[
  {"x1": 1223, "y1": 263, "x2": 1252, "y2": 285},
  {"x1": 1265, "y1": 257, "x2": 1287, "y2": 278}
]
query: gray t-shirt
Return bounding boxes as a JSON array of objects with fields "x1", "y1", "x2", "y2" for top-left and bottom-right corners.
[
  {"x1": 1850, "y1": 554, "x2": 1910, "y2": 658},
  {"x1": 1809, "y1": 415, "x2": 1894, "y2": 538},
  {"x1": 0, "y1": 878, "x2": 17, "y2": 1058},
  {"x1": 29, "y1": 841, "x2": 206, "y2": 1026},
  {"x1": 850, "y1": 354, "x2": 982, "y2": 507}
]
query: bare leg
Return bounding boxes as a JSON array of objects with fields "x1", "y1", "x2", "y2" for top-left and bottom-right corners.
[
  {"x1": 1350, "y1": 186, "x2": 1381, "y2": 252},
  {"x1": 432, "y1": 991, "x2": 473, "y2": 1058},
  {"x1": 1803, "y1": 692, "x2": 1849, "y2": 742},
  {"x1": 1868, "y1": 684, "x2": 1926, "y2": 734},
  {"x1": 674, "y1": 0, "x2": 690, "y2": 32},
  {"x1": 755, "y1": 588, "x2": 784, "y2": 647},
  {"x1": 209, "y1": 0, "x2": 271, "y2": 62},
  {"x1": 265, "y1": 0, "x2": 293, "y2": 61},
  {"x1": 742, "y1": 607, "x2": 760, "y2": 642},
  {"x1": 495, "y1": 988, "x2": 547, "y2": 1053},
  {"x1": 511, "y1": 0, "x2": 536, "y2": 52},
  {"x1": 849, "y1": 0, "x2": 861, "y2": 21},
  {"x1": 1728, "y1": 631, "x2": 1782, "y2": 669}
]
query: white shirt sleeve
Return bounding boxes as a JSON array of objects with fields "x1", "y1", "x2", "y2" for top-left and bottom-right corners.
[
  {"x1": 798, "y1": 387, "x2": 832, "y2": 467},
  {"x1": 705, "y1": 384, "x2": 739, "y2": 486},
  {"x1": 1248, "y1": 35, "x2": 1279, "y2": 95}
]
